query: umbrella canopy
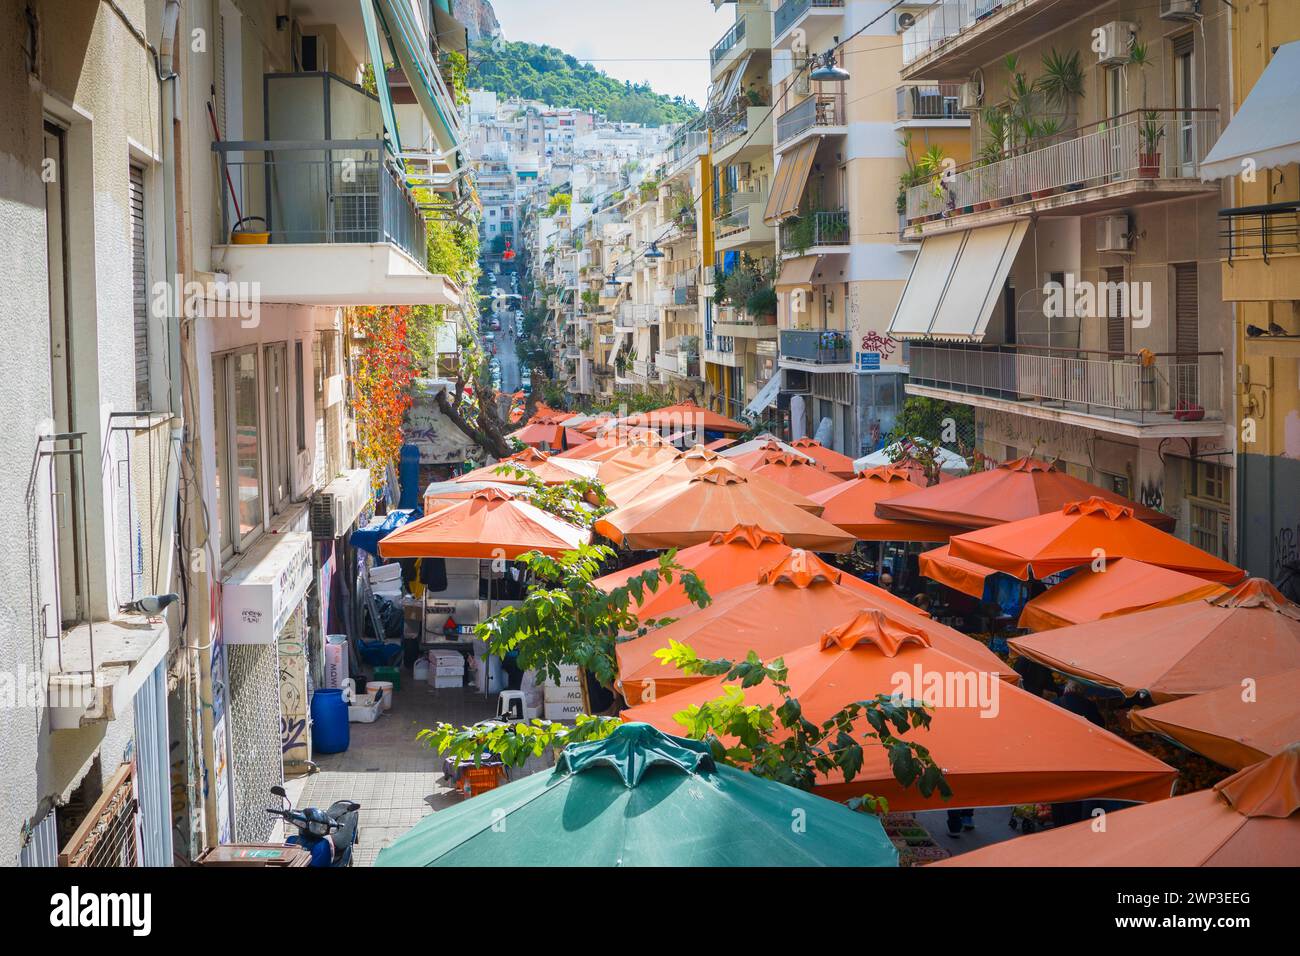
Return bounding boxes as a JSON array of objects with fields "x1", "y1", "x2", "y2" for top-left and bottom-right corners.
[
  {"x1": 917, "y1": 544, "x2": 1002, "y2": 598},
  {"x1": 378, "y1": 487, "x2": 589, "y2": 559},
  {"x1": 944, "y1": 497, "x2": 1245, "y2": 586},
  {"x1": 455, "y1": 448, "x2": 597, "y2": 486},
  {"x1": 809, "y1": 466, "x2": 967, "y2": 542},
  {"x1": 790, "y1": 437, "x2": 858, "y2": 479},
  {"x1": 854, "y1": 440, "x2": 969, "y2": 477},
  {"x1": 1018, "y1": 558, "x2": 1229, "y2": 631},
  {"x1": 616, "y1": 399, "x2": 747, "y2": 435},
  {"x1": 720, "y1": 434, "x2": 818, "y2": 464},
  {"x1": 554, "y1": 427, "x2": 667, "y2": 461},
  {"x1": 624, "y1": 609, "x2": 1175, "y2": 809},
  {"x1": 509, "y1": 418, "x2": 589, "y2": 449},
  {"x1": 744, "y1": 450, "x2": 846, "y2": 497},
  {"x1": 936, "y1": 747, "x2": 1300, "y2": 867},
  {"x1": 876, "y1": 456, "x2": 1176, "y2": 531},
  {"x1": 594, "y1": 468, "x2": 855, "y2": 553},
  {"x1": 592, "y1": 525, "x2": 793, "y2": 620},
  {"x1": 616, "y1": 550, "x2": 1016, "y2": 704},
  {"x1": 727, "y1": 438, "x2": 817, "y2": 471},
  {"x1": 1129, "y1": 669, "x2": 1300, "y2": 770},
  {"x1": 703, "y1": 437, "x2": 737, "y2": 452},
  {"x1": 604, "y1": 446, "x2": 825, "y2": 513},
  {"x1": 374, "y1": 722, "x2": 898, "y2": 867},
  {"x1": 594, "y1": 441, "x2": 683, "y2": 486},
  {"x1": 1009, "y1": 579, "x2": 1300, "y2": 702}
]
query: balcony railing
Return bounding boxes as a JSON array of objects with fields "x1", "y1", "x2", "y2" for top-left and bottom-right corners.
[
  {"x1": 716, "y1": 205, "x2": 752, "y2": 239},
  {"x1": 907, "y1": 343, "x2": 1224, "y2": 425},
  {"x1": 620, "y1": 302, "x2": 654, "y2": 327},
  {"x1": 711, "y1": 17, "x2": 747, "y2": 67},
  {"x1": 896, "y1": 83, "x2": 968, "y2": 121},
  {"x1": 214, "y1": 140, "x2": 426, "y2": 264},
  {"x1": 776, "y1": 93, "x2": 845, "y2": 145},
  {"x1": 902, "y1": 0, "x2": 1007, "y2": 66},
  {"x1": 780, "y1": 329, "x2": 852, "y2": 364},
  {"x1": 775, "y1": 0, "x2": 845, "y2": 40},
  {"x1": 905, "y1": 110, "x2": 1221, "y2": 222},
  {"x1": 1219, "y1": 201, "x2": 1300, "y2": 264},
  {"x1": 671, "y1": 271, "x2": 699, "y2": 307},
  {"x1": 780, "y1": 210, "x2": 849, "y2": 253}
]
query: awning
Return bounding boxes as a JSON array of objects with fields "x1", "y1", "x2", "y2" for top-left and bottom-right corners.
[
  {"x1": 712, "y1": 53, "x2": 752, "y2": 111},
  {"x1": 775, "y1": 255, "x2": 819, "y2": 290},
  {"x1": 888, "y1": 221, "x2": 1028, "y2": 341},
  {"x1": 743, "y1": 373, "x2": 782, "y2": 419},
  {"x1": 372, "y1": 0, "x2": 463, "y2": 157},
  {"x1": 763, "y1": 138, "x2": 818, "y2": 224},
  {"x1": 1200, "y1": 40, "x2": 1300, "y2": 181}
]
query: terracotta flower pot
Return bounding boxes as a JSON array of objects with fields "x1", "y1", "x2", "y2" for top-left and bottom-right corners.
[{"x1": 1139, "y1": 153, "x2": 1161, "y2": 178}]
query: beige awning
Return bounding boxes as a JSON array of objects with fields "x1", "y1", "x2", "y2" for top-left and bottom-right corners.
[
  {"x1": 889, "y1": 221, "x2": 1029, "y2": 341},
  {"x1": 763, "y1": 139, "x2": 818, "y2": 225},
  {"x1": 775, "y1": 255, "x2": 820, "y2": 290}
]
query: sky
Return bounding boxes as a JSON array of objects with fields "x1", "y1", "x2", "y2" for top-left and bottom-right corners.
[{"x1": 487, "y1": 0, "x2": 731, "y2": 106}]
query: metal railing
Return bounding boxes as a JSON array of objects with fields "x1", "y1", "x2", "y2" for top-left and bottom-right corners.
[
  {"x1": 712, "y1": 104, "x2": 753, "y2": 149},
  {"x1": 780, "y1": 210, "x2": 849, "y2": 253},
  {"x1": 619, "y1": 302, "x2": 655, "y2": 327},
  {"x1": 672, "y1": 271, "x2": 698, "y2": 307},
  {"x1": 896, "y1": 83, "x2": 968, "y2": 121},
  {"x1": 780, "y1": 329, "x2": 852, "y2": 364},
  {"x1": 905, "y1": 110, "x2": 1221, "y2": 222},
  {"x1": 907, "y1": 343, "x2": 1224, "y2": 424},
  {"x1": 716, "y1": 205, "x2": 752, "y2": 239},
  {"x1": 902, "y1": 0, "x2": 1009, "y2": 66},
  {"x1": 775, "y1": 0, "x2": 844, "y2": 40},
  {"x1": 776, "y1": 93, "x2": 845, "y2": 144},
  {"x1": 214, "y1": 139, "x2": 426, "y2": 263},
  {"x1": 1219, "y1": 201, "x2": 1300, "y2": 264},
  {"x1": 711, "y1": 17, "x2": 747, "y2": 66}
]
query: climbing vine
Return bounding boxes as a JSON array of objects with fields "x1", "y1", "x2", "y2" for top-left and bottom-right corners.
[{"x1": 352, "y1": 305, "x2": 417, "y2": 489}]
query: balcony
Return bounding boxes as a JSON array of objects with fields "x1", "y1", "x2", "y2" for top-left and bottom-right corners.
[
  {"x1": 779, "y1": 210, "x2": 849, "y2": 255},
  {"x1": 901, "y1": 0, "x2": 1096, "y2": 82},
  {"x1": 665, "y1": 117, "x2": 709, "y2": 181},
  {"x1": 671, "y1": 271, "x2": 699, "y2": 308},
  {"x1": 904, "y1": 110, "x2": 1221, "y2": 235},
  {"x1": 711, "y1": 102, "x2": 774, "y2": 165},
  {"x1": 776, "y1": 93, "x2": 845, "y2": 150},
  {"x1": 906, "y1": 343, "x2": 1226, "y2": 437},
  {"x1": 896, "y1": 83, "x2": 969, "y2": 123},
  {"x1": 715, "y1": 204, "x2": 776, "y2": 252},
  {"x1": 710, "y1": 12, "x2": 771, "y2": 81},
  {"x1": 780, "y1": 329, "x2": 852, "y2": 366},
  {"x1": 620, "y1": 302, "x2": 655, "y2": 327},
  {"x1": 774, "y1": 0, "x2": 845, "y2": 50},
  {"x1": 716, "y1": 316, "x2": 778, "y2": 339},
  {"x1": 1219, "y1": 201, "x2": 1300, "y2": 306}
]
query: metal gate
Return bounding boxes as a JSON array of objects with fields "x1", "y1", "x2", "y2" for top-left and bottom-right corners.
[
  {"x1": 225, "y1": 642, "x2": 285, "y2": 843},
  {"x1": 133, "y1": 658, "x2": 174, "y2": 865},
  {"x1": 59, "y1": 764, "x2": 140, "y2": 867}
]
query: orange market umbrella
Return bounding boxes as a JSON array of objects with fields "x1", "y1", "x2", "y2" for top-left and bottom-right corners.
[
  {"x1": 603, "y1": 446, "x2": 825, "y2": 514},
  {"x1": 594, "y1": 440, "x2": 683, "y2": 485},
  {"x1": 1129, "y1": 669, "x2": 1300, "y2": 770},
  {"x1": 936, "y1": 747, "x2": 1300, "y2": 867},
  {"x1": 554, "y1": 427, "x2": 666, "y2": 462},
  {"x1": 918, "y1": 544, "x2": 1001, "y2": 598},
  {"x1": 790, "y1": 437, "x2": 858, "y2": 479},
  {"x1": 455, "y1": 447, "x2": 594, "y2": 486},
  {"x1": 509, "y1": 420, "x2": 591, "y2": 450},
  {"x1": 876, "y1": 456, "x2": 1176, "y2": 531},
  {"x1": 727, "y1": 438, "x2": 812, "y2": 471},
  {"x1": 746, "y1": 450, "x2": 845, "y2": 497},
  {"x1": 1009, "y1": 579, "x2": 1300, "y2": 702},
  {"x1": 946, "y1": 497, "x2": 1246, "y2": 586},
  {"x1": 378, "y1": 487, "x2": 589, "y2": 559},
  {"x1": 1018, "y1": 558, "x2": 1229, "y2": 632},
  {"x1": 809, "y1": 466, "x2": 967, "y2": 542},
  {"x1": 595, "y1": 469, "x2": 855, "y2": 553},
  {"x1": 624, "y1": 609, "x2": 1174, "y2": 809},
  {"x1": 615, "y1": 550, "x2": 1016, "y2": 705},
  {"x1": 616, "y1": 399, "x2": 747, "y2": 435}
]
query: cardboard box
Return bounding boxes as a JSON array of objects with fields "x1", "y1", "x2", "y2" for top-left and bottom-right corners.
[
  {"x1": 543, "y1": 685, "x2": 583, "y2": 704},
  {"x1": 543, "y1": 700, "x2": 584, "y2": 721}
]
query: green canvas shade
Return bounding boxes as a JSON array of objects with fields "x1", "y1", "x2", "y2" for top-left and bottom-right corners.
[{"x1": 376, "y1": 723, "x2": 898, "y2": 867}]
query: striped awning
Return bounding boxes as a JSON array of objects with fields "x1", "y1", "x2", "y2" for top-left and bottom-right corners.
[{"x1": 763, "y1": 138, "x2": 818, "y2": 225}]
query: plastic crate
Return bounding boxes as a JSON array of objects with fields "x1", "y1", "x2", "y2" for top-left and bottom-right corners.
[{"x1": 463, "y1": 765, "x2": 505, "y2": 797}]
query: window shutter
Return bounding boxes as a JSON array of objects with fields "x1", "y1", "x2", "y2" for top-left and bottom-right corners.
[
  {"x1": 130, "y1": 164, "x2": 149, "y2": 408},
  {"x1": 214, "y1": 11, "x2": 227, "y2": 136},
  {"x1": 1105, "y1": 266, "x2": 1126, "y2": 356},
  {"x1": 1174, "y1": 262, "x2": 1199, "y2": 405}
]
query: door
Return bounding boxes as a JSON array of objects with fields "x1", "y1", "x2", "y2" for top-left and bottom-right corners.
[
  {"x1": 1173, "y1": 35, "x2": 1196, "y2": 176},
  {"x1": 1173, "y1": 263, "x2": 1199, "y2": 407}
]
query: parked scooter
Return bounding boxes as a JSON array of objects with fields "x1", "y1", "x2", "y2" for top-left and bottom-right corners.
[{"x1": 266, "y1": 785, "x2": 361, "y2": 867}]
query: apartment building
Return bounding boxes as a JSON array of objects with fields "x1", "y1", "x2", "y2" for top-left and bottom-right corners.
[
  {"x1": 1199, "y1": 2, "x2": 1300, "y2": 583},
  {"x1": 3, "y1": 0, "x2": 472, "y2": 866},
  {"x1": 889, "y1": 0, "x2": 1235, "y2": 552}
]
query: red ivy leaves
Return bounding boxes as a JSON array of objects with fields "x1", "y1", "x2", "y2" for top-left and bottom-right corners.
[{"x1": 353, "y1": 305, "x2": 417, "y2": 489}]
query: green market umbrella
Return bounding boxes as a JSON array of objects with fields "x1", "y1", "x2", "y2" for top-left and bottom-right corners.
[{"x1": 376, "y1": 723, "x2": 898, "y2": 867}]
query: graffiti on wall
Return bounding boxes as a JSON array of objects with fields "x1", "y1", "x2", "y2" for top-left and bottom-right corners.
[{"x1": 277, "y1": 607, "x2": 311, "y2": 767}]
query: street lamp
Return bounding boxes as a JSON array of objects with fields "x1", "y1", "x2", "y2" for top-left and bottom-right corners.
[
  {"x1": 643, "y1": 241, "x2": 664, "y2": 260},
  {"x1": 810, "y1": 47, "x2": 850, "y2": 82}
]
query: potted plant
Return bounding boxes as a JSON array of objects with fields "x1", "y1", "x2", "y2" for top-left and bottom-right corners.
[{"x1": 1138, "y1": 110, "x2": 1165, "y2": 177}]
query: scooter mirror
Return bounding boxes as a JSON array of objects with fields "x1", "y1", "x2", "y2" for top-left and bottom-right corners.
[{"x1": 270, "y1": 785, "x2": 287, "y2": 799}]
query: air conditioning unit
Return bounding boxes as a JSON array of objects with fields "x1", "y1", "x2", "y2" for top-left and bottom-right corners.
[
  {"x1": 1096, "y1": 214, "x2": 1132, "y2": 253},
  {"x1": 1096, "y1": 21, "x2": 1136, "y2": 66},
  {"x1": 1160, "y1": 0, "x2": 1199, "y2": 20},
  {"x1": 959, "y1": 81, "x2": 982, "y2": 112},
  {"x1": 894, "y1": 11, "x2": 917, "y2": 33}
]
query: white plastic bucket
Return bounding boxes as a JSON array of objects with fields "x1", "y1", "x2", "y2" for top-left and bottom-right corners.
[{"x1": 369, "y1": 680, "x2": 394, "y2": 712}]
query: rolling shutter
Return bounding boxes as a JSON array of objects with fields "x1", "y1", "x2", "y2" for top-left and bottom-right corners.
[
  {"x1": 130, "y1": 164, "x2": 149, "y2": 408},
  {"x1": 1174, "y1": 262, "x2": 1199, "y2": 405},
  {"x1": 1105, "y1": 266, "x2": 1126, "y2": 356}
]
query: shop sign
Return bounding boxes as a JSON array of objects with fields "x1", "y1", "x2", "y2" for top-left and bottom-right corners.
[{"x1": 221, "y1": 532, "x2": 313, "y2": 644}]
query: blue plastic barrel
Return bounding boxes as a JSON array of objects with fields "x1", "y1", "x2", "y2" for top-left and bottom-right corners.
[{"x1": 311, "y1": 688, "x2": 350, "y2": 754}]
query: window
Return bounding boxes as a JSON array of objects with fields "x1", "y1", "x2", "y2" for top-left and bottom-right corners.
[
  {"x1": 213, "y1": 349, "x2": 262, "y2": 557},
  {"x1": 1104, "y1": 265, "x2": 1127, "y2": 356},
  {"x1": 1174, "y1": 263, "x2": 1199, "y2": 404},
  {"x1": 1173, "y1": 34, "x2": 1196, "y2": 175},
  {"x1": 264, "y1": 343, "x2": 291, "y2": 513}
]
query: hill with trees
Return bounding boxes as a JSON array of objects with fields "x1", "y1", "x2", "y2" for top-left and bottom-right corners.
[{"x1": 468, "y1": 39, "x2": 699, "y2": 126}]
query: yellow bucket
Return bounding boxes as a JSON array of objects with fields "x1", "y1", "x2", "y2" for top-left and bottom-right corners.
[{"x1": 230, "y1": 216, "x2": 269, "y2": 244}]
